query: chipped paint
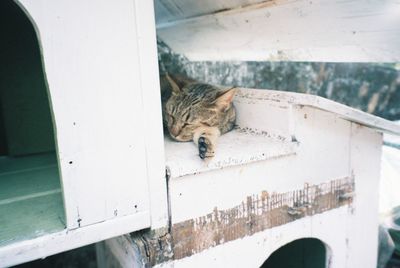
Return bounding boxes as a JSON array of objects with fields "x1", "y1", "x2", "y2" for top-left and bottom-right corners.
[{"x1": 171, "y1": 176, "x2": 354, "y2": 260}]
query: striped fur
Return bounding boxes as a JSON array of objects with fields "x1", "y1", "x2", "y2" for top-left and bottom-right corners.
[{"x1": 161, "y1": 74, "x2": 236, "y2": 159}]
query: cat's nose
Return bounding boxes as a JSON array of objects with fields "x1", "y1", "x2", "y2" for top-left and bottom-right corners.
[{"x1": 169, "y1": 126, "x2": 181, "y2": 137}]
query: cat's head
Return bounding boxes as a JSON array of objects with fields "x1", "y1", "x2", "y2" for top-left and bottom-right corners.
[{"x1": 164, "y1": 75, "x2": 236, "y2": 142}]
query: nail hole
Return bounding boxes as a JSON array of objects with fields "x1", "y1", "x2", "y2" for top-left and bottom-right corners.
[
  {"x1": 134, "y1": 204, "x2": 138, "y2": 209},
  {"x1": 69, "y1": 161, "x2": 73, "y2": 164}
]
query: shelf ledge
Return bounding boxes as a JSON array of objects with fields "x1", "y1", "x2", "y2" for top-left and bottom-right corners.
[{"x1": 165, "y1": 128, "x2": 298, "y2": 179}]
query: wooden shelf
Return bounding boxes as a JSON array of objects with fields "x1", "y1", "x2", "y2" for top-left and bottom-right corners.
[
  {"x1": 0, "y1": 153, "x2": 65, "y2": 247},
  {"x1": 165, "y1": 128, "x2": 298, "y2": 179}
]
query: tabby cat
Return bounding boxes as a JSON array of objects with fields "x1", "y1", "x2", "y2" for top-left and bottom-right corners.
[{"x1": 161, "y1": 74, "x2": 236, "y2": 160}]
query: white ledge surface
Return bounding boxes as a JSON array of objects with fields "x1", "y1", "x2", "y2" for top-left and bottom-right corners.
[
  {"x1": 236, "y1": 89, "x2": 400, "y2": 136},
  {"x1": 165, "y1": 129, "x2": 298, "y2": 179}
]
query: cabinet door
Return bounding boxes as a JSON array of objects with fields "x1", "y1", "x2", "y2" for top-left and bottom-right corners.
[{"x1": 18, "y1": 0, "x2": 154, "y2": 229}]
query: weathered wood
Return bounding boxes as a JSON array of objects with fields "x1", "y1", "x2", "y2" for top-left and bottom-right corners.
[
  {"x1": 156, "y1": 0, "x2": 400, "y2": 62},
  {"x1": 171, "y1": 176, "x2": 354, "y2": 261},
  {"x1": 97, "y1": 87, "x2": 392, "y2": 267},
  {"x1": 160, "y1": 90, "x2": 383, "y2": 267}
]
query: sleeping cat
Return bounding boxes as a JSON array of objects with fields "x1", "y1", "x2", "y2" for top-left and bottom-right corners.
[{"x1": 160, "y1": 74, "x2": 236, "y2": 159}]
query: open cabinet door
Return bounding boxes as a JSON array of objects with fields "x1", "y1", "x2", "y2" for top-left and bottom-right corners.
[{"x1": 15, "y1": 0, "x2": 154, "y2": 230}]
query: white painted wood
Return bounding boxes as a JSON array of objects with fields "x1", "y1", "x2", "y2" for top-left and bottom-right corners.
[
  {"x1": 154, "y1": 208, "x2": 350, "y2": 267},
  {"x1": 163, "y1": 94, "x2": 383, "y2": 267},
  {"x1": 169, "y1": 97, "x2": 351, "y2": 223},
  {"x1": 167, "y1": 87, "x2": 395, "y2": 224},
  {"x1": 166, "y1": 86, "x2": 399, "y2": 187},
  {"x1": 236, "y1": 88, "x2": 400, "y2": 135},
  {"x1": 165, "y1": 129, "x2": 298, "y2": 179},
  {"x1": 156, "y1": 0, "x2": 400, "y2": 62},
  {"x1": 99, "y1": 87, "x2": 390, "y2": 267},
  {"x1": 346, "y1": 124, "x2": 382, "y2": 268},
  {"x1": 101, "y1": 208, "x2": 350, "y2": 267},
  {"x1": 0, "y1": 211, "x2": 150, "y2": 268},
  {"x1": 154, "y1": 0, "x2": 266, "y2": 24},
  {"x1": 234, "y1": 93, "x2": 294, "y2": 141},
  {"x1": 133, "y1": 0, "x2": 169, "y2": 229},
  {"x1": 15, "y1": 0, "x2": 152, "y2": 229}
]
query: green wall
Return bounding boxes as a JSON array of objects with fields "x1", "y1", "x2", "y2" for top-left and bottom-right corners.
[{"x1": 0, "y1": 0, "x2": 55, "y2": 156}]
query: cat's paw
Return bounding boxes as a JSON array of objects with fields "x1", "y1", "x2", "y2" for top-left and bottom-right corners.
[{"x1": 198, "y1": 136, "x2": 215, "y2": 159}]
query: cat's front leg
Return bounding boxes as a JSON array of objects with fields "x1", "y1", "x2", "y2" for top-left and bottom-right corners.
[{"x1": 193, "y1": 126, "x2": 221, "y2": 159}]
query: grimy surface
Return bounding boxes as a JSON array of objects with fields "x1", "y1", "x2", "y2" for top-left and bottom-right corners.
[
  {"x1": 137, "y1": 176, "x2": 355, "y2": 266},
  {"x1": 0, "y1": 153, "x2": 65, "y2": 247},
  {"x1": 171, "y1": 176, "x2": 354, "y2": 260}
]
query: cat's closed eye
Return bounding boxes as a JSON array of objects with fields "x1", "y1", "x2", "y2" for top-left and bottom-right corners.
[{"x1": 161, "y1": 74, "x2": 237, "y2": 157}]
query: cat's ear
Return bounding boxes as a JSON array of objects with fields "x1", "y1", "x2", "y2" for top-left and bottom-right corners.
[
  {"x1": 166, "y1": 74, "x2": 181, "y2": 95},
  {"x1": 214, "y1": 87, "x2": 237, "y2": 111}
]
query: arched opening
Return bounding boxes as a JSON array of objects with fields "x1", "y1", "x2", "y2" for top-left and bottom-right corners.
[
  {"x1": 261, "y1": 238, "x2": 328, "y2": 268},
  {"x1": 0, "y1": 0, "x2": 65, "y2": 246}
]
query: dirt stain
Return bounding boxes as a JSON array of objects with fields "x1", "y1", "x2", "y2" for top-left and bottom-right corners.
[{"x1": 171, "y1": 176, "x2": 354, "y2": 260}]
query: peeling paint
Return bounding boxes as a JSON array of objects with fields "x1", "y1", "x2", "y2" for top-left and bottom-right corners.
[
  {"x1": 171, "y1": 176, "x2": 354, "y2": 260},
  {"x1": 129, "y1": 177, "x2": 355, "y2": 265}
]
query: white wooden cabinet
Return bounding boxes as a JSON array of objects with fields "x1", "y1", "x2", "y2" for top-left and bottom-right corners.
[
  {"x1": 1, "y1": 0, "x2": 400, "y2": 267},
  {"x1": 100, "y1": 88, "x2": 400, "y2": 268},
  {"x1": 98, "y1": 1, "x2": 400, "y2": 267},
  {"x1": 0, "y1": 1, "x2": 167, "y2": 267}
]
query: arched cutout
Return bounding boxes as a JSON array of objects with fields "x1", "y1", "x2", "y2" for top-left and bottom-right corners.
[
  {"x1": 0, "y1": 0, "x2": 64, "y2": 246},
  {"x1": 261, "y1": 238, "x2": 328, "y2": 268}
]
